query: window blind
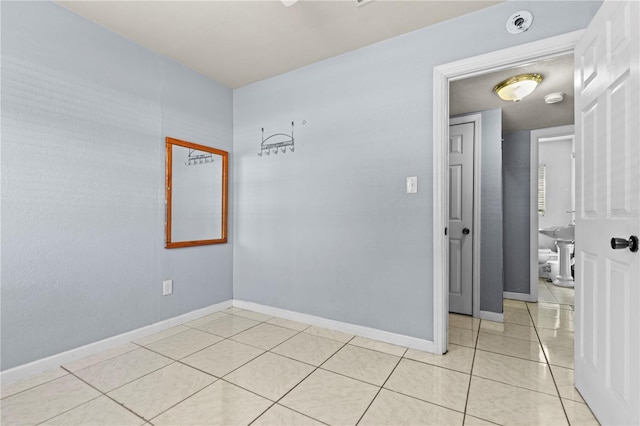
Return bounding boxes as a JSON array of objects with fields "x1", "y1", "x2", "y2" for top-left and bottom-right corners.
[{"x1": 538, "y1": 164, "x2": 546, "y2": 216}]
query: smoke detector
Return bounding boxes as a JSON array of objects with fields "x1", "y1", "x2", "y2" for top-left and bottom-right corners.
[
  {"x1": 544, "y1": 92, "x2": 565, "y2": 104},
  {"x1": 506, "y1": 11, "x2": 533, "y2": 34}
]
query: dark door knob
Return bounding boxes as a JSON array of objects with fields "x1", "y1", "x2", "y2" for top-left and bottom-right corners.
[
  {"x1": 462, "y1": 228, "x2": 470, "y2": 235},
  {"x1": 611, "y1": 236, "x2": 639, "y2": 252}
]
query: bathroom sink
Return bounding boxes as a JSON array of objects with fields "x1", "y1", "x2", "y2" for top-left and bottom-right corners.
[{"x1": 539, "y1": 225, "x2": 575, "y2": 241}]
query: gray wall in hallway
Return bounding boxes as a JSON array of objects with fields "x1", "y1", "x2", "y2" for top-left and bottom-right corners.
[
  {"x1": 502, "y1": 131, "x2": 533, "y2": 295},
  {"x1": 233, "y1": 2, "x2": 601, "y2": 340},
  {"x1": 478, "y1": 109, "x2": 504, "y2": 313},
  {"x1": 1, "y1": 1, "x2": 233, "y2": 370}
]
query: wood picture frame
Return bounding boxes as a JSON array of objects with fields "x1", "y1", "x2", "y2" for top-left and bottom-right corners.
[{"x1": 165, "y1": 137, "x2": 228, "y2": 248}]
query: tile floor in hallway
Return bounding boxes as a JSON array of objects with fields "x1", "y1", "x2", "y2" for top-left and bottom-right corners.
[
  {"x1": 537, "y1": 278, "x2": 576, "y2": 307},
  {"x1": 1, "y1": 294, "x2": 598, "y2": 426}
]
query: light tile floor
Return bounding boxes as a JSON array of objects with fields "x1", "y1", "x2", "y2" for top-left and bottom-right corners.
[
  {"x1": 538, "y1": 278, "x2": 576, "y2": 307},
  {"x1": 2, "y1": 297, "x2": 599, "y2": 425}
]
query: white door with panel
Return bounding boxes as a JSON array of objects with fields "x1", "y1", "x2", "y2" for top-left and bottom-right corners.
[
  {"x1": 575, "y1": 1, "x2": 640, "y2": 424},
  {"x1": 449, "y1": 120, "x2": 474, "y2": 315}
]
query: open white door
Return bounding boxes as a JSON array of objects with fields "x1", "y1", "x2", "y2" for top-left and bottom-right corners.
[{"x1": 574, "y1": 1, "x2": 640, "y2": 424}]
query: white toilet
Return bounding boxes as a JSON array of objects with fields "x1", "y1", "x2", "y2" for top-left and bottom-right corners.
[
  {"x1": 538, "y1": 249, "x2": 558, "y2": 279},
  {"x1": 547, "y1": 259, "x2": 560, "y2": 281}
]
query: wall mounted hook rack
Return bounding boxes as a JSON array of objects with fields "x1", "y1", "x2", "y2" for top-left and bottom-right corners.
[{"x1": 258, "y1": 122, "x2": 295, "y2": 157}]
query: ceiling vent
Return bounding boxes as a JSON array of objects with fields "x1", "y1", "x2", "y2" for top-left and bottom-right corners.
[{"x1": 506, "y1": 11, "x2": 533, "y2": 34}]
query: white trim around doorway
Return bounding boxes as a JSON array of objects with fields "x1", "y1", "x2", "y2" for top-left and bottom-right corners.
[{"x1": 432, "y1": 30, "x2": 584, "y2": 355}]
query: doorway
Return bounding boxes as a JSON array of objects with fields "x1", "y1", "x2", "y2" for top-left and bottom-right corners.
[
  {"x1": 434, "y1": 4, "x2": 640, "y2": 424},
  {"x1": 530, "y1": 125, "x2": 576, "y2": 306},
  {"x1": 432, "y1": 30, "x2": 584, "y2": 355}
]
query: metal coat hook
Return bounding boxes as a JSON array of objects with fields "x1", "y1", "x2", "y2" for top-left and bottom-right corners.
[
  {"x1": 185, "y1": 149, "x2": 214, "y2": 166},
  {"x1": 258, "y1": 121, "x2": 295, "y2": 157}
]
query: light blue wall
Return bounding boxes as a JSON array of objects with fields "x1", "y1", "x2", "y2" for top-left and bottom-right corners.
[
  {"x1": 233, "y1": 1, "x2": 600, "y2": 340},
  {"x1": 502, "y1": 130, "x2": 532, "y2": 294},
  {"x1": 1, "y1": 0, "x2": 602, "y2": 370},
  {"x1": 1, "y1": 1, "x2": 233, "y2": 370}
]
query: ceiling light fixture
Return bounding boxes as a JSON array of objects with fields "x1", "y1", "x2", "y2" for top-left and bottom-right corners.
[
  {"x1": 281, "y1": 0, "x2": 298, "y2": 7},
  {"x1": 493, "y1": 73, "x2": 543, "y2": 102}
]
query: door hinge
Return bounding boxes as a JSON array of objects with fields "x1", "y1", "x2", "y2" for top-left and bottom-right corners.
[{"x1": 445, "y1": 227, "x2": 448, "y2": 236}]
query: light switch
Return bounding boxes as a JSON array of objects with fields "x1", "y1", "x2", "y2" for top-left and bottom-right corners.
[
  {"x1": 163, "y1": 280, "x2": 173, "y2": 296},
  {"x1": 406, "y1": 176, "x2": 418, "y2": 194}
]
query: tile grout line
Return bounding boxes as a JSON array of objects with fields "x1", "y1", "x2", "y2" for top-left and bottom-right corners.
[
  {"x1": 477, "y1": 307, "x2": 570, "y2": 397},
  {"x1": 146, "y1": 380, "x2": 220, "y2": 424},
  {"x1": 144, "y1": 322, "x2": 304, "y2": 424},
  {"x1": 461, "y1": 318, "x2": 481, "y2": 425},
  {"x1": 245, "y1": 336, "x2": 357, "y2": 426},
  {"x1": 144, "y1": 338, "x2": 295, "y2": 425},
  {"x1": 9, "y1": 330, "x2": 228, "y2": 425},
  {"x1": 74, "y1": 312, "x2": 279, "y2": 425},
  {"x1": 474, "y1": 304, "x2": 579, "y2": 423},
  {"x1": 68, "y1": 350, "x2": 175, "y2": 395},
  {"x1": 354, "y1": 346, "x2": 408, "y2": 425},
  {"x1": 7, "y1": 308, "x2": 518, "y2": 426},
  {"x1": 456, "y1": 306, "x2": 577, "y2": 402},
  {"x1": 472, "y1": 346, "x2": 547, "y2": 364},
  {"x1": 143, "y1": 338, "x2": 293, "y2": 422},
  {"x1": 32, "y1": 393, "x2": 104, "y2": 425},
  {"x1": 228, "y1": 313, "x2": 481, "y2": 425},
  {"x1": 56, "y1": 366, "x2": 149, "y2": 425},
  {"x1": 3, "y1": 313, "x2": 312, "y2": 424},
  {"x1": 195, "y1": 329, "x2": 358, "y2": 425},
  {"x1": 148, "y1": 310, "x2": 410, "y2": 367},
  {"x1": 0, "y1": 370, "x2": 72, "y2": 402},
  {"x1": 350, "y1": 320, "x2": 484, "y2": 422},
  {"x1": 159, "y1": 311, "x2": 296, "y2": 362},
  {"x1": 244, "y1": 377, "x2": 322, "y2": 426},
  {"x1": 400, "y1": 356, "x2": 475, "y2": 376},
  {"x1": 71, "y1": 355, "x2": 220, "y2": 425},
  {"x1": 526, "y1": 300, "x2": 572, "y2": 425}
]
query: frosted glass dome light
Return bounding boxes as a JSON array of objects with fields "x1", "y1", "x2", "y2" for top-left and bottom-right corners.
[{"x1": 493, "y1": 74, "x2": 543, "y2": 102}]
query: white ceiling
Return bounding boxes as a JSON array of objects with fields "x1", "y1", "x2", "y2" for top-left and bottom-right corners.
[
  {"x1": 55, "y1": 0, "x2": 503, "y2": 89},
  {"x1": 450, "y1": 54, "x2": 575, "y2": 132}
]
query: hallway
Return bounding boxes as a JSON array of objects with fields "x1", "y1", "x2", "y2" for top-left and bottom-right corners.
[
  {"x1": 448, "y1": 277, "x2": 595, "y2": 425},
  {"x1": 537, "y1": 278, "x2": 575, "y2": 307}
]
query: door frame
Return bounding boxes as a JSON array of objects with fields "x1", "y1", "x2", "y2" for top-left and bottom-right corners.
[
  {"x1": 449, "y1": 114, "x2": 482, "y2": 318},
  {"x1": 432, "y1": 30, "x2": 584, "y2": 355},
  {"x1": 529, "y1": 125, "x2": 576, "y2": 303}
]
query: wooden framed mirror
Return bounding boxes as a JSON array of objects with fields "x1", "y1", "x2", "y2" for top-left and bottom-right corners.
[{"x1": 165, "y1": 137, "x2": 228, "y2": 248}]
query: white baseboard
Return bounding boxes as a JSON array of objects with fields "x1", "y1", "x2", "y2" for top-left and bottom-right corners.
[
  {"x1": 0, "y1": 299, "x2": 232, "y2": 386},
  {"x1": 233, "y1": 300, "x2": 434, "y2": 353},
  {"x1": 503, "y1": 291, "x2": 537, "y2": 302},
  {"x1": 2, "y1": 298, "x2": 436, "y2": 387},
  {"x1": 479, "y1": 310, "x2": 504, "y2": 323}
]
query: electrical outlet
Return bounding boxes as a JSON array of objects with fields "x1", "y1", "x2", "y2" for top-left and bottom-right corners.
[{"x1": 163, "y1": 280, "x2": 173, "y2": 296}]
